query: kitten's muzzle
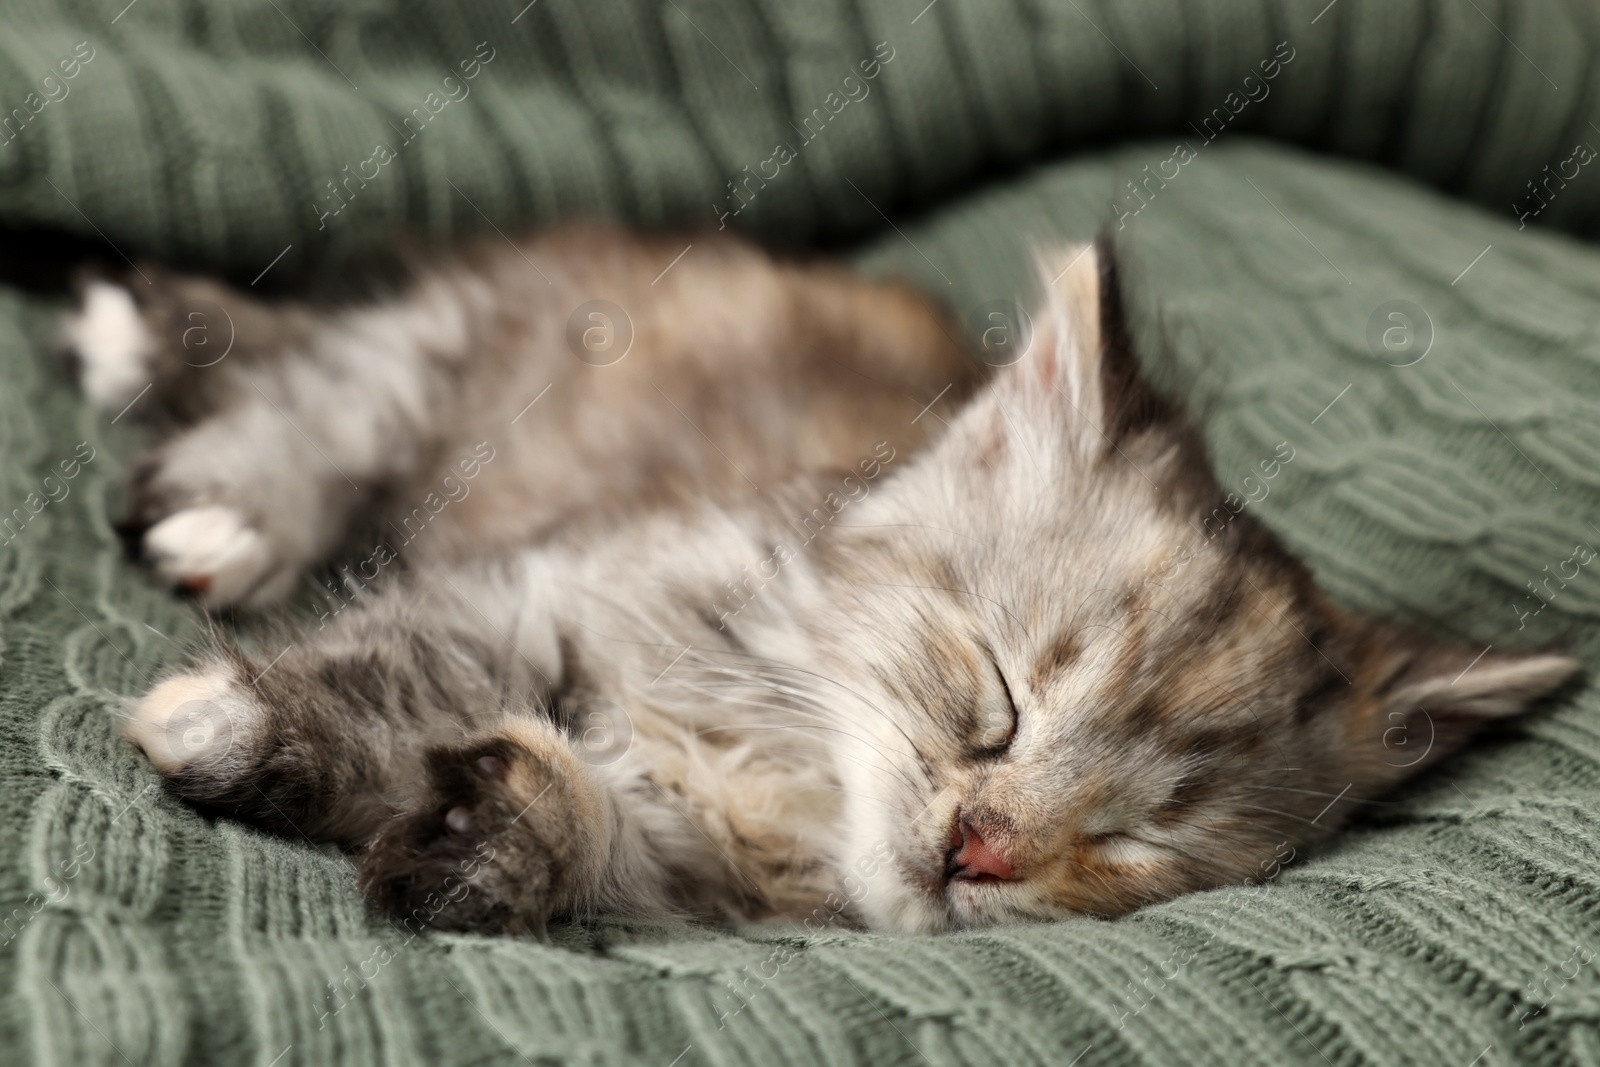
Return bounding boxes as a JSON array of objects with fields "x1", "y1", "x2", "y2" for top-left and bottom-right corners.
[{"x1": 943, "y1": 815, "x2": 1015, "y2": 883}]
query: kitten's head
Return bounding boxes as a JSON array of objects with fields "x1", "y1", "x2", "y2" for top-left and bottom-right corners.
[{"x1": 808, "y1": 239, "x2": 1578, "y2": 933}]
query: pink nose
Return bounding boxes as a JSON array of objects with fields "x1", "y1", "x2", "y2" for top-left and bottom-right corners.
[{"x1": 945, "y1": 817, "x2": 1015, "y2": 882}]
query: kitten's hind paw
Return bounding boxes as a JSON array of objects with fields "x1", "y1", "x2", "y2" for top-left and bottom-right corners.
[
  {"x1": 62, "y1": 281, "x2": 156, "y2": 412},
  {"x1": 141, "y1": 505, "x2": 275, "y2": 606},
  {"x1": 360, "y1": 728, "x2": 605, "y2": 936}
]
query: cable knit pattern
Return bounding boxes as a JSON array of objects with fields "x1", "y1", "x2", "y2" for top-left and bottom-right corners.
[{"x1": 3, "y1": 2, "x2": 1600, "y2": 1065}]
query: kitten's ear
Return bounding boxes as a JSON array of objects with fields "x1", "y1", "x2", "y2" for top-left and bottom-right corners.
[
  {"x1": 1382, "y1": 645, "x2": 1579, "y2": 720},
  {"x1": 1340, "y1": 624, "x2": 1579, "y2": 787},
  {"x1": 1012, "y1": 236, "x2": 1174, "y2": 454}
]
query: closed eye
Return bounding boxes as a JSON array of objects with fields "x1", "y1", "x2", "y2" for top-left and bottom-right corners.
[{"x1": 974, "y1": 653, "x2": 1019, "y2": 753}]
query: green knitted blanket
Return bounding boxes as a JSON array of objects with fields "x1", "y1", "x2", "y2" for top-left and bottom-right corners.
[{"x1": 6, "y1": 2, "x2": 1600, "y2": 1064}]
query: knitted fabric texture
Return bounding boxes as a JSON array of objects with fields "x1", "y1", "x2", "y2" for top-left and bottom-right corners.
[{"x1": 3, "y1": 2, "x2": 1600, "y2": 1065}]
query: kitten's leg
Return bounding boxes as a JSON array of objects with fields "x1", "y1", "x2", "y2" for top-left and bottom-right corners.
[
  {"x1": 60, "y1": 267, "x2": 317, "y2": 422},
  {"x1": 67, "y1": 272, "x2": 477, "y2": 606},
  {"x1": 125, "y1": 558, "x2": 550, "y2": 833},
  {"x1": 123, "y1": 644, "x2": 488, "y2": 848},
  {"x1": 125, "y1": 563, "x2": 649, "y2": 931},
  {"x1": 121, "y1": 380, "x2": 381, "y2": 607},
  {"x1": 129, "y1": 655, "x2": 625, "y2": 933}
]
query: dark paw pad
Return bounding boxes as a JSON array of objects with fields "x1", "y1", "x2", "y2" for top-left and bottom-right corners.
[{"x1": 359, "y1": 737, "x2": 571, "y2": 936}]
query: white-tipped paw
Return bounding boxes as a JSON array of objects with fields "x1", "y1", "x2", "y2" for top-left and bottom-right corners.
[
  {"x1": 126, "y1": 667, "x2": 257, "y2": 775},
  {"x1": 63, "y1": 282, "x2": 154, "y2": 411},
  {"x1": 143, "y1": 505, "x2": 272, "y2": 607}
]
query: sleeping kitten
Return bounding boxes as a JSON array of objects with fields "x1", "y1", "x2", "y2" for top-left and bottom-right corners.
[{"x1": 64, "y1": 226, "x2": 1576, "y2": 934}]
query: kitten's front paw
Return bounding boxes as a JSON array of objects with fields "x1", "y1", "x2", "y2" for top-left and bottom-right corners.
[
  {"x1": 360, "y1": 731, "x2": 601, "y2": 936},
  {"x1": 62, "y1": 281, "x2": 156, "y2": 412},
  {"x1": 142, "y1": 505, "x2": 275, "y2": 606},
  {"x1": 124, "y1": 665, "x2": 260, "y2": 779}
]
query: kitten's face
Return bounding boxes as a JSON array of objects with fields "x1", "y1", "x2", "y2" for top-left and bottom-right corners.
[{"x1": 806, "y1": 243, "x2": 1575, "y2": 933}]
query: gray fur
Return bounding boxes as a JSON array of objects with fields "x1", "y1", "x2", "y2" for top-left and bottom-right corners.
[{"x1": 69, "y1": 227, "x2": 1578, "y2": 934}]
